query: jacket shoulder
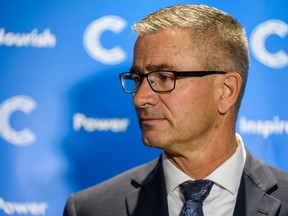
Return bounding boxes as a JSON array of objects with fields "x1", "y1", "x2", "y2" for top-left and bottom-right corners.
[
  {"x1": 79, "y1": 158, "x2": 158, "y2": 196},
  {"x1": 242, "y1": 151, "x2": 288, "y2": 216},
  {"x1": 64, "y1": 158, "x2": 159, "y2": 215},
  {"x1": 266, "y1": 164, "x2": 288, "y2": 195}
]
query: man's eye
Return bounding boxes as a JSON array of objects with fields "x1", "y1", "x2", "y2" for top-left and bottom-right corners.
[
  {"x1": 132, "y1": 75, "x2": 141, "y2": 83},
  {"x1": 158, "y1": 73, "x2": 173, "y2": 82}
]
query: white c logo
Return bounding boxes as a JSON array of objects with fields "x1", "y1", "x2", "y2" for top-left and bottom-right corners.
[
  {"x1": 250, "y1": 19, "x2": 288, "y2": 68},
  {"x1": 83, "y1": 15, "x2": 127, "y2": 65},
  {"x1": 0, "y1": 95, "x2": 37, "y2": 146}
]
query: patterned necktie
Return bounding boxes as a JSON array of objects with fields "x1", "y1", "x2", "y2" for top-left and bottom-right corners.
[{"x1": 180, "y1": 180, "x2": 214, "y2": 216}]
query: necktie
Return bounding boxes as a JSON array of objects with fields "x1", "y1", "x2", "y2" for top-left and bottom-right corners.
[{"x1": 180, "y1": 180, "x2": 214, "y2": 216}]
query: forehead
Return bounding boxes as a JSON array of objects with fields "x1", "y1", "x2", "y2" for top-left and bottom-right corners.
[{"x1": 132, "y1": 28, "x2": 202, "y2": 71}]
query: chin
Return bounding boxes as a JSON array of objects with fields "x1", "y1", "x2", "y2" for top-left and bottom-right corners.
[{"x1": 142, "y1": 136, "x2": 167, "y2": 150}]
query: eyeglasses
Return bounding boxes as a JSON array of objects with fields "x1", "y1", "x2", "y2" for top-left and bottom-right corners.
[{"x1": 119, "y1": 70, "x2": 227, "y2": 93}]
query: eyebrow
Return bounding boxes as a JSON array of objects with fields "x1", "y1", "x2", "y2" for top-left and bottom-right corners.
[{"x1": 130, "y1": 64, "x2": 175, "y2": 73}]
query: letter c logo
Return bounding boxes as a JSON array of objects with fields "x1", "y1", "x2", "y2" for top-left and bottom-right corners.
[
  {"x1": 250, "y1": 19, "x2": 288, "y2": 68},
  {"x1": 83, "y1": 15, "x2": 127, "y2": 65},
  {"x1": 0, "y1": 95, "x2": 37, "y2": 146}
]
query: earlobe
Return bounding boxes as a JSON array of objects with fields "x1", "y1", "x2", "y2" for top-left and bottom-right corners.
[{"x1": 218, "y1": 72, "x2": 242, "y2": 114}]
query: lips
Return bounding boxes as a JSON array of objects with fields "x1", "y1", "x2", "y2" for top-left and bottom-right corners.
[
  {"x1": 141, "y1": 117, "x2": 164, "y2": 121},
  {"x1": 139, "y1": 117, "x2": 166, "y2": 126},
  {"x1": 137, "y1": 109, "x2": 166, "y2": 125}
]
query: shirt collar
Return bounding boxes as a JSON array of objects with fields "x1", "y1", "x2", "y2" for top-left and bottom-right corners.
[{"x1": 162, "y1": 133, "x2": 246, "y2": 195}]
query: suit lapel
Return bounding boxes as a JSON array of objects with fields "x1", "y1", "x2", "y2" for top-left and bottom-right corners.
[
  {"x1": 125, "y1": 150, "x2": 282, "y2": 216},
  {"x1": 233, "y1": 150, "x2": 281, "y2": 216},
  {"x1": 126, "y1": 156, "x2": 169, "y2": 216}
]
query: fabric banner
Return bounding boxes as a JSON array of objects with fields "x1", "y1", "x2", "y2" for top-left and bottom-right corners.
[{"x1": 0, "y1": 0, "x2": 287, "y2": 215}]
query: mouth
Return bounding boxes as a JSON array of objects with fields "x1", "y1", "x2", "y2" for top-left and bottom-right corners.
[{"x1": 140, "y1": 117, "x2": 166, "y2": 125}]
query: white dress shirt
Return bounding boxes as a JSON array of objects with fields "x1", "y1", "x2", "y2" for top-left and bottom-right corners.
[{"x1": 162, "y1": 134, "x2": 246, "y2": 216}]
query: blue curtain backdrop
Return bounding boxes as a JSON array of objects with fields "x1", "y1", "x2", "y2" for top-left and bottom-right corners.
[{"x1": 0, "y1": 0, "x2": 287, "y2": 215}]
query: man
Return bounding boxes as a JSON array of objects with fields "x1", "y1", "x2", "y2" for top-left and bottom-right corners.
[{"x1": 64, "y1": 4, "x2": 288, "y2": 216}]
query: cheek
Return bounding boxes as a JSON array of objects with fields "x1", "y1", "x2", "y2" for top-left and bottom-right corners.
[{"x1": 171, "y1": 84, "x2": 216, "y2": 122}]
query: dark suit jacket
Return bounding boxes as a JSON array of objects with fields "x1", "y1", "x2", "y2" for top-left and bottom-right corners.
[{"x1": 64, "y1": 150, "x2": 288, "y2": 216}]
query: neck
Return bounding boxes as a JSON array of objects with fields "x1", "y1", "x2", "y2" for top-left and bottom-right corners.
[{"x1": 164, "y1": 120, "x2": 238, "y2": 179}]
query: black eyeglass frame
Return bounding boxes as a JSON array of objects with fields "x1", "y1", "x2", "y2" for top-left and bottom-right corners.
[{"x1": 119, "y1": 70, "x2": 227, "y2": 94}]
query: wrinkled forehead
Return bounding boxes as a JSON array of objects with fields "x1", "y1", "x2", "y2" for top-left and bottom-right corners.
[{"x1": 132, "y1": 28, "x2": 204, "y2": 72}]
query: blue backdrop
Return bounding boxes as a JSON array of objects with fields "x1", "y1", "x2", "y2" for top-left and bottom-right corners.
[{"x1": 0, "y1": 0, "x2": 287, "y2": 215}]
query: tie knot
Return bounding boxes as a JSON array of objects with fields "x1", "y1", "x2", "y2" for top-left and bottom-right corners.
[{"x1": 180, "y1": 180, "x2": 214, "y2": 202}]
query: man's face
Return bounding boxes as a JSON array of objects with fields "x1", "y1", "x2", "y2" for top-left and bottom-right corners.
[{"x1": 132, "y1": 28, "x2": 220, "y2": 154}]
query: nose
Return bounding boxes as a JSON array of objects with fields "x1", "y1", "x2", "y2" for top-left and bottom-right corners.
[{"x1": 133, "y1": 78, "x2": 158, "y2": 108}]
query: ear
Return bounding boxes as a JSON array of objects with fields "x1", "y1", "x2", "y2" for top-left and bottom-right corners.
[{"x1": 217, "y1": 72, "x2": 242, "y2": 114}]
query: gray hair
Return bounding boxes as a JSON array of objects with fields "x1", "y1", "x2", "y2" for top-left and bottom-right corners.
[{"x1": 133, "y1": 4, "x2": 249, "y2": 113}]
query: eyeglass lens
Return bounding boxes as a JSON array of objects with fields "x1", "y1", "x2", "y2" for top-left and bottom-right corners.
[
  {"x1": 121, "y1": 71, "x2": 175, "y2": 93},
  {"x1": 148, "y1": 71, "x2": 174, "y2": 91}
]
